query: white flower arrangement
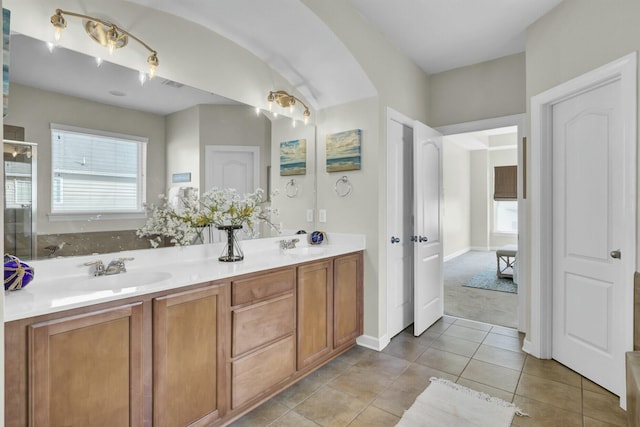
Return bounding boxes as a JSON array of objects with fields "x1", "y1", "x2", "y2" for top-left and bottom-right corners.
[{"x1": 137, "y1": 187, "x2": 279, "y2": 248}]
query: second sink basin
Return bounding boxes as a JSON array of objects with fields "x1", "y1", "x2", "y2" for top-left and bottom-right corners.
[
  {"x1": 75, "y1": 271, "x2": 173, "y2": 291},
  {"x1": 284, "y1": 246, "x2": 326, "y2": 256}
]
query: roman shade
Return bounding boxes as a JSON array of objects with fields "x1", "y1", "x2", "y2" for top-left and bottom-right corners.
[{"x1": 494, "y1": 165, "x2": 517, "y2": 201}]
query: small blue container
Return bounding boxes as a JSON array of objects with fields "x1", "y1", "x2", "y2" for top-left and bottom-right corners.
[{"x1": 309, "y1": 231, "x2": 327, "y2": 245}]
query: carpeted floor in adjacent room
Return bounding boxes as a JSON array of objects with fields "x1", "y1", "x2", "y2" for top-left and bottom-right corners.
[{"x1": 444, "y1": 251, "x2": 517, "y2": 328}]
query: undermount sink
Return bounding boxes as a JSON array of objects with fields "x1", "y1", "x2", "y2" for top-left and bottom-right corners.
[
  {"x1": 283, "y1": 246, "x2": 326, "y2": 256},
  {"x1": 74, "y1": 271, "x2": 173, "y2": 290}
]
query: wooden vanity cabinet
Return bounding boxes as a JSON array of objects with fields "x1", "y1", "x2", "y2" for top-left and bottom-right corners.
[
  {"x1": 5, "y1": 251, "x2": 364, "y2": 427},
  {"x1": 229, "y1": 268, "x2": 297, "y2": 410},
  {"x1": 153, "y1": 284, "x2": 228, "y2": 427},
  {"x1": 297, "y1": 260, "x2": 334, "y2": 369},
  {"x1": 28, "y1": 303, "x2": 144, "y2": 427}
]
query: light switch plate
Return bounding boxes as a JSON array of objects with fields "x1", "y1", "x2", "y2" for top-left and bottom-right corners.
[
  {"x1": 306, "y1": 209, "x2": 313, "y2": 222},
  {"x1": 319, "y1": 209, "x2": 327, "y2": 223}
]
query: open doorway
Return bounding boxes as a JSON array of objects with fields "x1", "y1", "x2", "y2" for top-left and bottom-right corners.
[{"x1": 438, "y1": 121, "x2": 522, "y2": 329}]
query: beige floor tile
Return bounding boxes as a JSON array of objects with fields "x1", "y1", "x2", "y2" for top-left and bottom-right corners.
[
  {"x1": 371, "y1": 382, "x2": 422, "y2": 417},
  {"x1": 473, "y1": 344, "x2": 526, "y2": 371},
  {"x1": 308, "y1": 357, "x2": 354, "y2": 384},
  {"x1": 328, "y1": 365, "x2": 395, "y2": 402},
  {"x1": 582, "y1": 389, "x2": 627, "y2": 426},
  {"x1": 510, "y1": 395, "x2": 582, "y2": 427},
  {"x1": 294, "y1": 386, "x2": 368, "y2": 427},
  {"x1": 381, "y1": 336, "x2": 428, "y2": 362},
  {"x1": 348, "y1": 406, "x2": 399, "y2": 427},
  {"x1": 522, "y1": 356, "x2": 581, "y2": 388},
  {"x1": 392, "y1": 363, "x2": 456, "y2": 394},
  {"x1": 274, "y1": 375, "x2": 325, "y2": 409},
  {"x1": 490, "y1": 325, "x2": 521, "y2": 338},
  {"x1": 269, "y1": 410, "x2": 320, "y2": 427},
  {"x1": 353, "y1": 351, "x2": 411, "y2": 380},
  {"x1": 442, "y1": 324, "x2": 489, "y2": 343},
  {"x1": 460, "y1": 359, "x2": 520, "y2": 393},
  {"x1": 430, "y1": 334, "x2": 481, "y2": 357},
  {"x1": 337, "y1": 345, "x2": 377, "y2": 366},
  {"x1": 515, "y1": 373, "x2": 581, "y2": 413},
  {"x1": 442, "y1": 315, "x2": 457, "y2": 324},
  {"x1": 415, "y1": 347, "x2": 470, "y2": 376},
  {"x1": 453, "y1": 318, "x2": 493, "y2": 331},
  {"x1": 483, "y1": 332, "x2": 524, "y2": 353},
  {"x1": 582, "y1": 377, "x2": 614, "y2": 396},
  {"x1": 229, "y1": 399, "x2": 290, "y2": 427},
  {"x1": 583, "y1": 415, "x2": 625, "y2": 427},
  {"x1": 455, "y1": 377, "x2": 514, "y2": 403},
  {"x1": 425, "y1": 319, "x2": 452, "y2": 334}
]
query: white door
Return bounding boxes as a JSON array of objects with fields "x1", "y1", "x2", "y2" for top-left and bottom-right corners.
[
  {"x1": 551, "y1": 79, "x2": 629, "y2": 396},
  {"x1": 386, "y1": 117, "x2": 415, "y2": 338},
  {"x1": 204, "y1": 145, "x2": 260, "y2": 194},
  {"x1": 413, "y1": 121, "x2": 444, "y2": 336}
]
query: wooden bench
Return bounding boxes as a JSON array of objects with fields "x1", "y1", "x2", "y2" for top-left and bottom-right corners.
[{"x1": 496, "y1": 244, "x2": 517, "y2": 279}]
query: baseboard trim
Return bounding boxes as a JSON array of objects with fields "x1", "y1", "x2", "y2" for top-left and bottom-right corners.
[
  {"x1": 444, "y1": 247, "x2": 471, "y2": 262},
  {"x1": 522, "y1": 338, "x2": 533, "y2": 356},
  {"x1": 356, "y1": 334, "x2": 390, "y2": 351},
  {"x1": 470, "y1": 246, "x2": 491, "y2": 252}
]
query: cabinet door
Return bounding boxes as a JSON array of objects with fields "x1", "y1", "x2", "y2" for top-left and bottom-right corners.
[
  {"x1": 334, "y1": 252, "x2": 364, "y2": 350},
  {"x1": 153, "y1": 284, "x2": 228, "y2": 427},
  {"x1": 297, "y1": 260, "x2": 333, "y2": 369},
  {"x1": 28, "y1": 303, "x2": 144, "y2": 427}
]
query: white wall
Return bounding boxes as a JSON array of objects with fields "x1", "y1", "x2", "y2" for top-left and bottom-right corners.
[
  {"x1": 166, "y1": 106, "x2": 199, "y2": 190},
  {"x1": 6, "y1": 83, "x2": 166, "y2": 234},
  {"x1": 270, "y1": 117, "x2": 316, "y2": 233},
  {"x1": 198, "y1": 105, "x2": 271, "y2": 193},
  {"x1": 443, "y1": 140, "x2": 471, "y2": 259},
  {"x1": 429, "y1": 53, "x2": 526, "y2": 127},
  {"x1": 316, "y1": 97, "x2": 380, "y2": 336}
]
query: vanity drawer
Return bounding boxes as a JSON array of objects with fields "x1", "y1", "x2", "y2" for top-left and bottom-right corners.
[
  {"x1": 232, "y1": 293, "x2": 295, "y2": 357},
  {"x1": 231, "y1": 335, "x2": 295, "y2": 409},
  {"x1": 232, "y1": 268, "x2": 295, "y2": 306}
]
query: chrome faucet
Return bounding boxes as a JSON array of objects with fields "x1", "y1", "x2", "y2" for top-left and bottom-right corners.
[
  {"x1": 279, "y1": 238, "x2": 299, "y2": 250},
  {"x1": 84, "y1": 257, "x2": 134, "y2": 276}
]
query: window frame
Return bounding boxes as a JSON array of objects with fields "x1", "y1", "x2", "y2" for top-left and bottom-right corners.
[{"x1": 48, "y1": 123, "x2": 148, "y2": 221}]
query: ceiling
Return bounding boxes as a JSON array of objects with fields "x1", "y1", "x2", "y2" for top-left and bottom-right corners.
[
  {"x1": 347, "y1": 0, "x2": 564, "y2": 75},
  {"x1": 11, "y1": 1, "x2": 564, "y2": 115}
]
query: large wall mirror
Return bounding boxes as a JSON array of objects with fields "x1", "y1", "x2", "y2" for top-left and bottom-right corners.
[{"x1": 4, "y1": 28, "x2": 316, "y2": 261}]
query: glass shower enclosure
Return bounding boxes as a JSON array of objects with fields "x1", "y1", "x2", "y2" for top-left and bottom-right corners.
[{"x1": 4, "y1": 140, "x2": 37, "y2": 259}]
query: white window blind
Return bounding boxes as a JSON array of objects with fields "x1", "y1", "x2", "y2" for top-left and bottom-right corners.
[
  {"x1": 51, "y1": 124, "x2": 147, "y2": 214},
  {"x1": 5, "y1": 161, "x2": 32, "y2": 209}
]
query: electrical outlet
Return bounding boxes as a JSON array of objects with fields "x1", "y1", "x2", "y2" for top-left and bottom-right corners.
[
  {"x1": 306, "y1": 209, "x2": 313, "y2": 222},
  {"x1": 319, "y1": 209, "x2": 327, "y2": 223}
]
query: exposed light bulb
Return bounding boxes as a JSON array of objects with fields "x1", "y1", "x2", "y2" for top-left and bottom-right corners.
[
  {"x1": 304, "y1": 115, "x2": 309, "y2": 125},
  {"x1": 139, "y1": 71, "x2": 147, "y2": 86},
  {"x1": 95, "y1": 57, "x2": 103, "y2": 67},
  {"x1": 289, "y1": 105, "x2": 294, "y2": 114},
  {"x1": 147, "y1": 52, "x2": 159, "y2": 80},
  {"x1": 54, "y1": 27, "x2": 63, "y2": 42},
  {"x1": 268, "y1": 101, "x2": 273, "y2": 111},
  {"x1": 46, "y1": 42, "x2": 55, "y2": 53}
]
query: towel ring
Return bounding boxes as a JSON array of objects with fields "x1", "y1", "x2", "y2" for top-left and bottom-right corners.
[
  {"x1": 285, "y1": 178, "x2": 299, "y2": 198},
  {"x1": 334, "y1": 176, "x2": 352, "y2": 197}
]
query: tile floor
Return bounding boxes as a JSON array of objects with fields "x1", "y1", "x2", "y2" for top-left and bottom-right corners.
[{"x1": 230, "y1": 316, "x2": 627, "y2": 426}]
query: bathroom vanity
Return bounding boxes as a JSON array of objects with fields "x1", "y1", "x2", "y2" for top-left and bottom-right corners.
[{"x1": 4, "y1": 234, "x2": 364, "y2": 426}]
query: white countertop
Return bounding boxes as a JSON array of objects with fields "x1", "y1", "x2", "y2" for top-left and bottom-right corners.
[{"x1": 5, "y1": 233, "x2": 365, "y2": 322}]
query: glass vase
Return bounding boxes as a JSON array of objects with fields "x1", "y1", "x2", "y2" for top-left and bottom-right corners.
[{"x1": 217, "y1": 224, "x2": 244, "y2": 262}]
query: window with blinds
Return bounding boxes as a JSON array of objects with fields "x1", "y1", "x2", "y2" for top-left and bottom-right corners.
[{"x1": 51, "y1": 124, "x2": 147, "y2": 214}]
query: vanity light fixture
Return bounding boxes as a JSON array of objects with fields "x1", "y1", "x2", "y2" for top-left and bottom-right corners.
[
  {"x1": 267, "y1": 90, "x2": 311, "y2": 125},
  {"x1": 50, "y1": 8, "x2": 159, "y2": 79}
]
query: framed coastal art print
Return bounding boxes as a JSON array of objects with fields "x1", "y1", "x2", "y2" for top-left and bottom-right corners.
[
  {"x1": 280, "y1": 138, "x2": 307, "y2": 176},
  {"x1": 326, "y1": 129, "x2": 361, "y2": 172}
]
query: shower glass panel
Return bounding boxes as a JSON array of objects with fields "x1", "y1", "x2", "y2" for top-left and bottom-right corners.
[{"x1": 4, "y1": 140, "x2": 37, "y2": 259}]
